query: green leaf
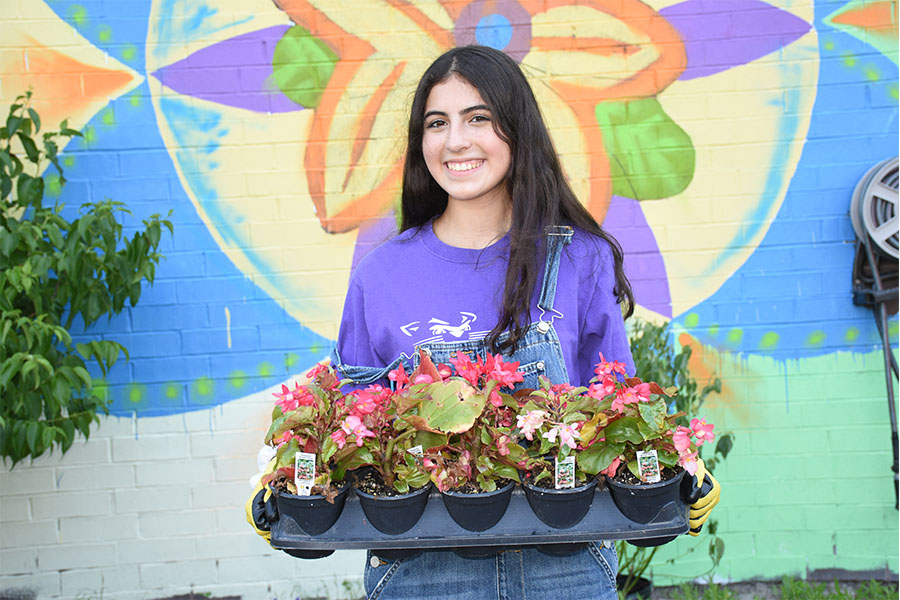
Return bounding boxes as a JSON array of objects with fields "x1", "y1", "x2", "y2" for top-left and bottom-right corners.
[
  {"x1": 577, "y1": 442, "x2": 624, "y2": 475},
  {"x1": 16, "y1": 173, "x2": 43, "y2": 207},
  {"x1": 595, "y1": 98, "x2": 695, "y2": 200},
  {"x1": 603, "y1": 417, "x2": 644, "y2": 445},
  {"x1": 407, "y1": 380, "x2": 486, "y2": 434},
  {"x1": 16, "y1": 132, "x2": 40, "y2": 163},
  {"x1": 26, "y1": 421, "x2": 40, "y2": 453},
  {"x1": 27, "y1": 108, "x2": 40, "y2": 134},
  {"x1": 637, "y1": 399, "x2": 667, "y2": 433}
]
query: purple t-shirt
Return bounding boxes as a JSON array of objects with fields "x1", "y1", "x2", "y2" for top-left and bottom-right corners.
[{"x1": 336, "y1": 222, "x2": 634, "y2": 385}]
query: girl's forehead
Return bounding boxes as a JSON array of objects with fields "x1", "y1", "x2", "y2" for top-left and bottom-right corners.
[{"x1": 424, "y1": 74, "x2": 486, "y2": 112}]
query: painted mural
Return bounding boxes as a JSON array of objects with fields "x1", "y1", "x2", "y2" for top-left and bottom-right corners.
[{"x1": 0, "y1": 0, "x2": 896, "y2": 422}]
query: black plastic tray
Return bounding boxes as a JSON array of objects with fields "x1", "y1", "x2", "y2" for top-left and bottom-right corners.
[{"x1": 270, "y1": 485, "x2": 688, "y2": 550}]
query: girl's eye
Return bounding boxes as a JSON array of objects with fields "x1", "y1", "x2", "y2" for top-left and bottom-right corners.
[
  {"x1": 471, "y1": 114, "x2": 490, "y2": 123},
  {"x1": 426, "y1": 119, "x2": 446, "y2": 129}
]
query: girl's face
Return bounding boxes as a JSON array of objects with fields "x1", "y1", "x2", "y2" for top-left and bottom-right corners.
[{"x1": 422, "y1": 74, "x2": 512, "y2": 209}]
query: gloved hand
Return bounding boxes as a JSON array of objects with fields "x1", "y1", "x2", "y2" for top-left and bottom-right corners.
[{"x1": 684, "y1": 458, "x2": 720, "y2": 536}]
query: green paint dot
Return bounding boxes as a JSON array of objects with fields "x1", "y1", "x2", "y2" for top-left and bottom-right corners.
[
  {"x1": 101, "y1": 108, "x2": 115, "y2": 126},
  {"x1": 122, "y1": 45, "x2": 137, "y2": 61},
  {"x1": 45, "y1": 174, "x2": 62, "y2": 198},
  {"x1": 889, "y1": 85, "x2": 899, "y2": 101},
  {"x1": 684, "y1": 313, "x2": 700, "y2": 328},
  {"x1": 823, "y1": 40, "x2": 835, "y2": 51},
  {"x1": 889, "y1": 321, "x2": 899, "y2": 339},
  {"x1": 727, "y1": 328, "x2": 743, "y2": 344},
  {"x1": 192, "y1": 376, "x2": 214, "y2": 399},
  {"x1": 310, "y1": 343, "x2": 323, "y2": 356},
  {"x1": 82, "y1": 126, "x2": 96, "y2": 145},
  {"x1": 129, "y1": 93, "x2": 142, "y2": 107},
  {"x1": 69, "y1": 5, "x2": 87, "y2": 26},
  {"x1": 759, "y1": 332, "x2": 779, "y2": 349},
  {"x1": 807, "y1": 330, "x2": 826, "y2": 347},
  {"x1": 845, "y1": 327, "x2": 860, "y2": 342},
  {"x1": 229, "y1": 370, "x2": 247, "y2": 390},
  {"x1": 164, "y1": 383, "x2": 181, "y2": 399},
  {"x1": 863, "y1": 66, "x2": 880, "y2": 81},
  {"x1": 258, "y1": 362, "x2": 274, "y2": 377},
  {"x1": 707, "y1": 324, "x2": 719, "y2": 338},
  {"x1": 98, "y1": 25, "x2": 112, "y2": 43},
  {"x1": 63, "y1": 156, "x2": 75, "y2": 167},
  {"x1": 128, "y1": 384, "x2": 146, "y2": 405},
  {"x1": 841, "y1": 52, "x2": 856, "y2": 67},
  {"x1": 285, "y1": 353, "x2": 299, "y2": 369}
]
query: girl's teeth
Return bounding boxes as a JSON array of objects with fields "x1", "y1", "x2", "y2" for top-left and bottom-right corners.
[{"x1": 447, "y1": 161, "x2": 482, "y2": 172}]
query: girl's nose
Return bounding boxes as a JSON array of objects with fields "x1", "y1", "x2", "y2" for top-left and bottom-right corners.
[{"x1": 446, "y1": 123, "x2": 471, "y2": 152}]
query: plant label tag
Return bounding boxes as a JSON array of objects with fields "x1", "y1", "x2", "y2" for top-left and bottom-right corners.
[
  {"x1": 636, "y1": 449, "x2": 661, "y2": 483},
  {"x1": 294, "y1": 451, "x2": 316, "y2": 496},
  {"x1": 407, "y1": 445, "x2": 423, "y2": 457},
  {"x1": 555, "y1": 456, "x2": 576, "y2": 489}
]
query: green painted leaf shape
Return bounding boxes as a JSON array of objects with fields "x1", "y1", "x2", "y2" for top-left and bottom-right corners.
[
  {"x1": 272, "y1": 26, "x2": 338, "y2": 109},
  {"x1": 595, "y1": 98, "x2": 695, "y2": 200},
  {"x1": 416, "y1": 380, "x2": 486, "y2": 434}
]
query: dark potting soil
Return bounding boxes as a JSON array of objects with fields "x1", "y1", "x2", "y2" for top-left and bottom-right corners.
[
  {"x1": 522, "y1": 468, "x2": 592, "y2": 489},
  {"x1": 351, "y1": 468, "x2": 411, "y2": 497},
  {"x1": 612, "y1": 466, "x2": 681, "y2": 486},
  {"x1": 449, "y1": 478, "x2": 514, "y2": 494}
]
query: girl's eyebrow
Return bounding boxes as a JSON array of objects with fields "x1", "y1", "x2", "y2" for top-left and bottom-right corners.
[{"x1": 424, "y1": 104, "x2": 492, "y2": 120}]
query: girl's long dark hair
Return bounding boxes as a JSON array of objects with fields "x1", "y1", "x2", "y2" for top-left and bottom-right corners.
[{"x1": 400, "y1": 45, "x2": 634, "y2": 353}]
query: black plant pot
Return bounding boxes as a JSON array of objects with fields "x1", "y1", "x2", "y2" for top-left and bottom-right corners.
[
  {"x1": 273, "y1": 482, "x2": 350, "y2": 535},
  {"x1": 521, "y1": 477, "x2": 598, "y2": 529},
  {"x1": 355, "y1": 482, "x2": 433, "y2": 535},
  {"x1": 617, "y1": 575, "x2": 653, "y2": 600},
  {"x1": 605, "y1": 469, "x2": 686, "y2": 524},
  {"x1": 440, "y1": 481, "x2": 515, "y2": 531}
]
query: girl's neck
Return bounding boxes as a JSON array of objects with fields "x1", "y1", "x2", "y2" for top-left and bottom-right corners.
[{"x1": 432, "y1": 199, "x2": 512, "y2": 249}]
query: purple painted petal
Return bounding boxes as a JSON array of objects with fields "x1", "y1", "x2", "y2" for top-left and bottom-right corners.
[
  {"x1": 352, "y1": 213, "x2": 398, "y2": 274},
  {"x1": 603, "y1": 196, "x2": 672, "y2": 318},
  {"x1": 660, "y1": 0, "x2": 811, "y2": 80},
  {"x1": 151, "y1": 25, "x2": 303, "y2": 113}
]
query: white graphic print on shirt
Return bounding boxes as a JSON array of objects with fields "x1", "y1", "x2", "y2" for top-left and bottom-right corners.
[{"x1": 399, "y1": 311, "x2": 488, "y2": 346}]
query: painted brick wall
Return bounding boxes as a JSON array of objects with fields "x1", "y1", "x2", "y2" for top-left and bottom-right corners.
[{"x1": 1, "y1": 1, "x2": 898, "y2": 599}]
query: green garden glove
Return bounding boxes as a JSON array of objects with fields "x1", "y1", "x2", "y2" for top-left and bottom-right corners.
[{"x1": 688, "y1": 458, "x2": 720, "y2": 536}]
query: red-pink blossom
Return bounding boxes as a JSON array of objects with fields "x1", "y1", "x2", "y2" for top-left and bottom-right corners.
[
  {"x1": 485, "y1": 354, "x2": 524, "y2": 389},
  {"x1": 594, "y1": 352, "x2": 628, "y2": 379},
  {"x1": 496, "y1": 435, "x2": 512, "y2": 456},
  {"x1": 673, "y1": 426, "x2": 693, "y2": 452},
  {"x1": 600, "y1": 456, "x2": 621, "y2": 478},
  {"x1": 341, "y1": 415, "x2": 375, "y2": 446},
  {"x1": 437, "y1": 364, "x2": 452, "y2": 380},
  {"x1": 679, "y1": 450, "x2": 699, "y2": 476},
  {"x1": 488, "y1": 389, "x2": 503, "y2": 407},
  {"x1": 558, "y1": 423, "x2": 581, "y2": 449},
  {"x1": 690, "y1": 418, "x2": 715, "y2": 446},
  {"x1": 413, "y1": 374, "x2": 434, "y2": 384},
  {"x1": 516, "y1": 410, "x2": 547, "y2": 440},
  {"x1": 449, "y1": 351, "x2": 481, "y2": 386},
  {"x1": 388, "y1": 363, "x2": 409, "y2": 388},
  {"x1": 330, "y1": 429, "x2": 347, "y2": 449}
]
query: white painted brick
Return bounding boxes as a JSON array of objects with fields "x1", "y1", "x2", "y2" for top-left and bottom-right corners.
[
  {"x1": 215, "y1": 506, "x2": 252, "y2": 535},
  {"x1": 0, "y1": 548, "x2": 37, "y2": 576},
  {"x1": 0, "y1": 497, "x2": 30, "y2": 522},
  {"x1": 191, "y1": 481, "x2": 249, "y2": 509},
  {"x1": 31, "y1": 438, "x2": 111, "y2": 467},
  {"x1": 135, "y1": 458, "x2": 215, "y2": 487},
  {"x1": 55, "y1": 463, "x2": 136, "y2": 491},
  {"x1": 0, "y1": 467, "x2": 55, "y2": 495},
  {"x1": 193, "y1": 532, "x2": 270, "y2": 560},
  {"x1": 214, "y1": 554, "x2": 286, "y2": 584},
  {"x1": 214, "y1": 456, "x2": 253, "y2": 483},
  {"x1": 0, "y1": 572, "x2": 61, "y2": 597},
  {"x1": 31, "y1": 490, "x2": 113, "y2": 520},
  {"x1": 37, "y1": 542, "x2": 116, "y2": 571},
  {"x1": 114, "y1": 485, "x2": 191, "y2": 513},
  {"x1": 210, "y1": 402, "x2": 273, "y2": 432},
  {"x1": 134, "y1": 410, "x2": 212, "y2": 435},
  {"x1": 59, "y1": 514, "x2": 139, "y2": 542},
  {"x1": 60, "y1": 565, "x2": 141, "y2": 597},
  {"x1": 138, "y1": 508, "x2": 217, "y2": 538},
  {"x1": 111, "y1": 434, "x2": 190, "y2": 462},
  {"x1": 190, "y1": 430, "x2": 260, "y2": 458},
  {"x1": 138, "y1": 558, "x2": 218, "y2": 590},
  {"x1": 293, "y1": 550, "x2": 367, "y2": 580},
  {"x1": 1, "y1": 520, "x2": 58, "y2": 548},
  {"x1": 115, "y1": 538, "x2": 196, "y2": 564}
]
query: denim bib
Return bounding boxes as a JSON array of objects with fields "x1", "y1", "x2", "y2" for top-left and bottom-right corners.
[{"x1": 333, "y1": 226, "x2": 574, "y2": 388}]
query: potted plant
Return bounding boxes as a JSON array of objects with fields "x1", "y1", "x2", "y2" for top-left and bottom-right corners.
[
  {"x1": 337, "y1": 376, "x2": 434, "y2": 535},
  {"x1": 514, "y1": 378, "x2": 603, "y2": 528},
  {"x1": 261, "y1": 363, "x2": 366, "y2": 535},
  {"x1": 404, "y1": 351, "x2": 528, "y2": 531}
]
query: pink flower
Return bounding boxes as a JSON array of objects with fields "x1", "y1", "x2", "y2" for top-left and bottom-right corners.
[
  {"x1": 273, "y1": 430, "x2": 295, "y2": 447},
  {"x1": 551, "y1": 382, "x2": 575, "y2": 394},
  {"x1": 449, "y1": 351, "x2": 481, "y2": 386},
  {"x1": 600, "y1": 456, "x2": 621, "y2": 478},
  {"x1": 558, "y1": 423, "x2": 581, "y2": 449},
  {"x1": 680, "y1": 450, "x2": 699, "y2": 476},
  {"x1": 272, "y1": 383, "x2": 315, "y2": 413},
  {"x1": 613, "y1": 383, "x2": 651, "y2": 412},
  {"x1": 388, "y1": 363, "x2": 409, "y2": 388},
  {"x1": 516, "y1": 410, "x2": 547, "y2": 440},
  {"x1": 489, "y1": 389, "x2": 503, "y2": 407},
  {"x1": 587, "y1": 377, "x2": 617, "y2": 400},
  {"x1": 542, "y1": 427, "x2": 559, "y2": 444},
  {"x1": 594, "y1": 352, "x2": 628, "y2": 379},
  {"x1": 485, "y1": 355, "x2": 524, "y2": 389},
  {"x1": 341, "y1": 415, "x2": 375, "y2": 446},
  {"x1": 330, "y1": 429, "x2": 347, "y2": 449},
  {"x1": 437, "y1": 363, "x2": 452, "y2": 380},
  {"x1": 349, "y1": 390, "x2": 379, "y2": 414},
  {"x1": 690, "y1": 418, "x2": 715, "y2": 446},
  {"x1": 413, "y1": 374, "x2": 434, "y2": 384},
  {"x1": 673, "y1": 426, "x2": 693, "y2": 452},
  {"x1": 496, "y1": 434, "x2": 512, "y2": 456},
  {"x1": 306, "y1": 363, "x2": 329, "y2": 380}
]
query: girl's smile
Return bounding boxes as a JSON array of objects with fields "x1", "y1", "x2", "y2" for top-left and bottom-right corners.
[{"x1": 422, "y1": 74, "x2": 512, "y2": 208}]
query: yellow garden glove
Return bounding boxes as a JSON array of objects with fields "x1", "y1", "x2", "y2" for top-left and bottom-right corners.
[
  {"x1": 246, "y1": 455, "x2": 278, "y2": 543},
  {"x1": 688, "y1": 458, "x2": 720, "y2": 536}
]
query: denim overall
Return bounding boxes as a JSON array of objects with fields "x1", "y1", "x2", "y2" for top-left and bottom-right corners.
[{"x1": 334, "y1": 226, "x2": 618, "y2": 600}]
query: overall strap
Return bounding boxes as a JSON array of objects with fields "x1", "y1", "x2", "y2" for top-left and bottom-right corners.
[{"x1": 536, "y1": 225, "x2": 574, "y2": 326}]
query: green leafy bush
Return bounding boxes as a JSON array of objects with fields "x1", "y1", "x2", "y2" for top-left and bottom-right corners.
[{"x1": 0, "y1": 92, "x2": 172, "y2": 465}]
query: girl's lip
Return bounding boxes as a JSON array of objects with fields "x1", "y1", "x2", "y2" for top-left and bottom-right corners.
[{"x1": 444, "y1": 159, "x2": 485, "y2": 174}]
